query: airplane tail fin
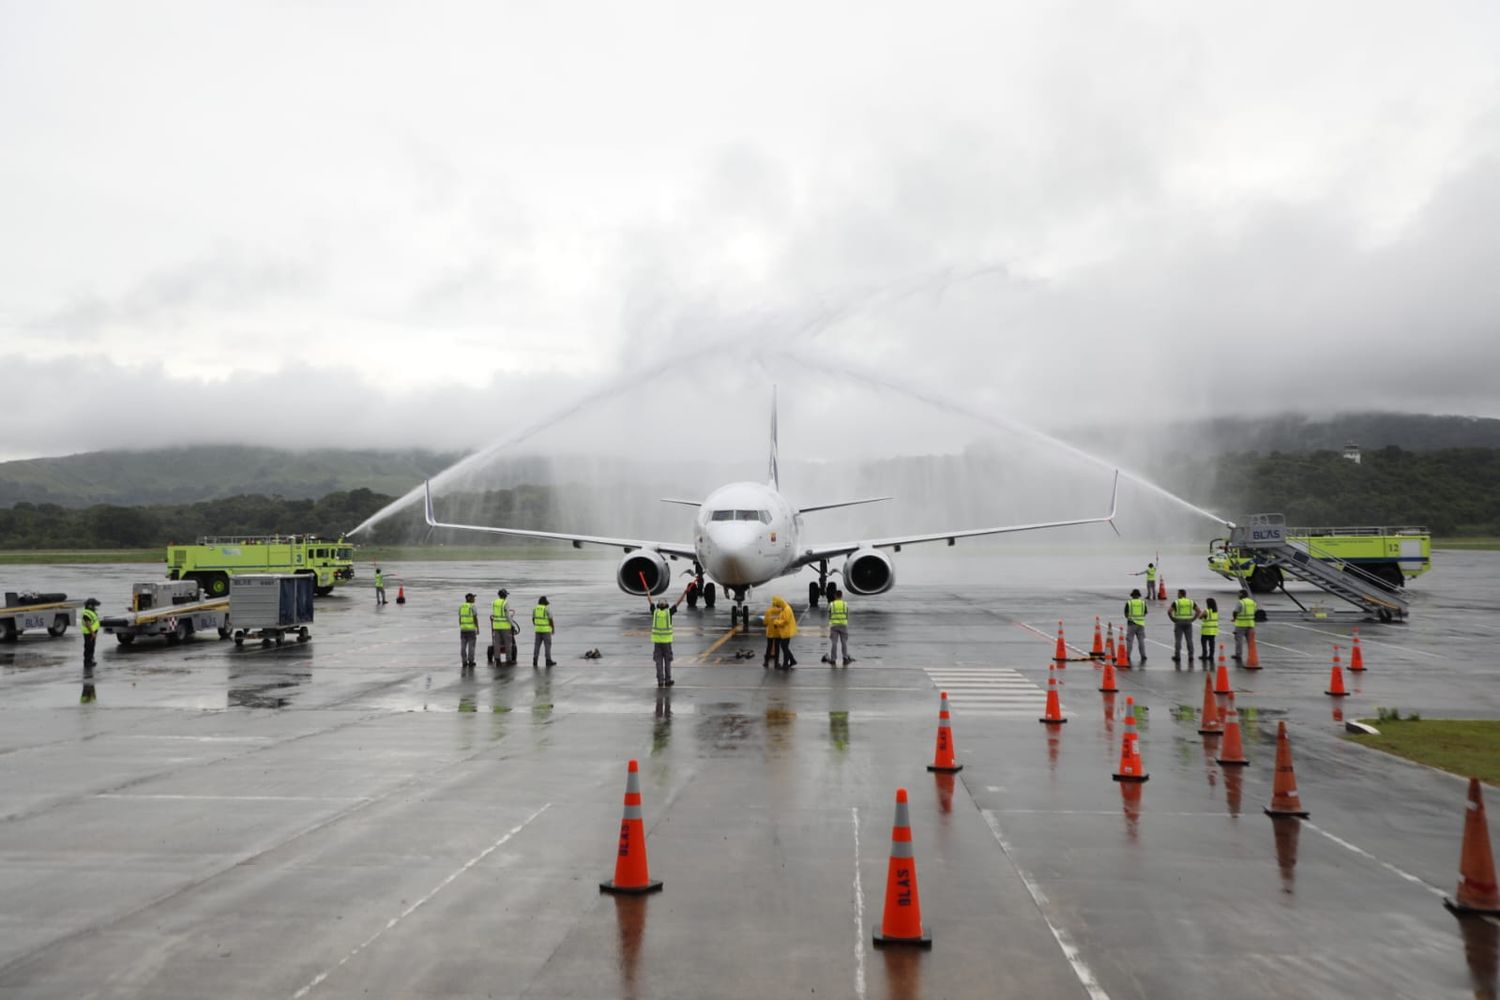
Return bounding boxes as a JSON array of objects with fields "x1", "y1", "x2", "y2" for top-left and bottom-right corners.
[{"x1": 768, "y1": 385, "x2": 780, "y2": 490}]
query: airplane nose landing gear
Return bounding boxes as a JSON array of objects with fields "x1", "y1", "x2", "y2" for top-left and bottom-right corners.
[
  {"x1": 809, "y1": 560, "x2": 834, "y2": 609},
  {"x1": 729, "y1": 586, "x2": 751, "y2": 633},
  {"x1": 684, "y1": 563, "x2": 717, "y2": 609}
]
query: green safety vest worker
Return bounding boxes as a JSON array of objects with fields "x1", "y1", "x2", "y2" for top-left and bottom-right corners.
[
  {"x1": 651, "y1": 607, "x2": 673, "y2": 644},
  {"x1": 375, "y1": 570, "x2": 384, "y2": 589},
  {"x1": 1145, "y1": 565, "x2": 1157, "y2": 584},
  {"x1": 828, "y1": 599, "x2": 849, "y2": 627},
  {"x1": 458, "y1": 602, "x2": 478, "y2": 632},
  {"x1": 533, "y1": 604, "x2": 553, "y2": 633},
  {"x1": 1234, "y1": 596, "x2": 1257, "y2": 628},
  {"x1": 1200, "y1": 609, "x2": 1219, "y2": 636},
  {"x1": 1173, "y1": 596, "x2": 1195, "y2": 622},
  {"x1": 1127, "y1": 597, "x2": 1147, "y2": 626},
  {"x1": 491, "y1": 596, "x2": 510, "y2": 630},
  {"x1": 80, "y1": 607, "x2": 101, "y2": 636}
]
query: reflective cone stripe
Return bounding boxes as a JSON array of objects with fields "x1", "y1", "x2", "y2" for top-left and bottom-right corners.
[
  {"x1": 1099, "y1": 659, "x2": 1119, "y2": 694},
  {"x1": 927, "y1": 691, "x2": 963, "y2": 773},
  {"x1": 1040, "y1": 668, "x2": 1068, "y2": 724},
  {"x1": 600, "y1": 760, "x2": 663, "y2": 894},
  {"x1": 1326, "y1": 648, "x2": 1349, "y2": 697},
  {"x1": 1445, "y1": 778, "x2": 1500, "y2": 915},
  {"x1": 1113, "y1": 696, "x2": 1148, "y2": 782},
  {"x1": 1216, "y1": 707, "x2": 1249, "y2": 766},
  {"x1": 874, "y1": 788, "x2": 932, "y2": 947},
  {"x1": 1349, "y1": 629, "x2": 1366, "y2": 672},
  {"x1": 1264, "y1": 721, "x2": 1309, "y2": 817},
  {"x1": 1246, "y1": 632, "x2": 1261, "y2": 669},
  {"x1": 1116, "y1": 631, "x2": 1130, "y2": 670},
  {"x1": 1105, "y1": 623, "x2": 1116, "y2": 663},
  {"x1": 1054, "y1": 621, "x2": 1068, "y2": 664},
  {"x1": 1197, "y1": 672, "x2": 1222, "y2": 736},
  {"x1": 1091, "y1": 617, "x2": 1104, "y2": 659},
  {"x1": 1215, "y1": 659, "x2": 1232, "y2": 696}
]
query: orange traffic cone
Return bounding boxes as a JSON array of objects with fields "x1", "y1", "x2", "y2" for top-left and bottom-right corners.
[
  {"x1": 1112, "y1": 696, "x2": 1148, "y2": 782},
  {"x1": 927, "y1": 691, "x2": 963, "y2": 773},
  {"x1": 1216, "y1": 706, "x2": 1249, "y2": 766},
  {"x1": 600, "y1": 759, "x2": 663, "y2": 894},
  {"x1": 395, "y1": 585, "x2": 406, "y2": 605},
  {"x1": 1246, "y1": 631, "x2": 1261, "y2": 669},
  {"x1": 1091, "y1": 617, "x2": 1104, "y2": 660},
  {"x1": 1197, "y1": 672, "x2": 1222, "y2": 736},
  {"x1": 1104, "y1": 623, "x2": 1116, "y2": 664},
  {"x1": 1053, "y1": 621, "x2": 1068, "y2": 665},
  {"x1": 1263, "y1": 721, "x2": 1309, "y2": 818},
  {"x1": 1039, "y1": 666, "x2": 1068, "y2": 724},
  {"x1": 1117, "y1": 627, "x2": 1132, "y2": 670},
  {"x1": 873, "y1": 788, "x2": 932, "y2": 947},
  {"x1": 1445, "y1": 778, "x2": 1500, "y2": 916},
  {"x1": 1158, "y1": 579, "x2": 1167, "y2": 601},
  {"x1": 1215, "y1": 655, "x2": 1232, "y2": 696},
  {"x1": 1349, "y1": 628, "x2": 1366, "y2": 672},
  {"x1": 1099, "y1": 658, "x2": 1119, "y2": 694},
  {"x1": 1326, "y1": 647, "x2": 1349, "y2": 697}
]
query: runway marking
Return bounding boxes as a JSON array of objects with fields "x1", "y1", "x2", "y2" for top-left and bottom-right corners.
[
  {"x1": 851, "y1": 806, "x2": 867, "y2": 1000},
  {"x1": 1302, "y1": 821, "x2": 1446, "y2": 898},
  {"x1": 98, "y1": 794, "x2": 371, "y2": 803},
  {"x1": 1017, "y1": 620, "x2": 1091, "y2": 659},
  {"x1": 981, "y1": 810, "x2": 1112, "y2": 1000},
  {"x1": 696, "y1": 624, "x2": 744, "y2": 663},
  {"x1": 290, "y1": 802, "x2": 551, "y2": 999},
  {"x1": 1273, "y1": 621, "x2": 1444, "y2": 660},
  {"x1": 922, "y1": 666, "x2": 1046, "y2": 717}
]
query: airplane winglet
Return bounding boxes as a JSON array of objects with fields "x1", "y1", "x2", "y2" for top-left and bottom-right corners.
[
  {"x1": 1106, "y1": 470, "x2": 1121, "y2": 537},
  {"x1": 424, "y1": 480, "x2": 438, "y2": 527}
]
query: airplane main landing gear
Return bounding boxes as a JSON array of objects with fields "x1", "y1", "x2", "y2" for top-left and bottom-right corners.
[
  {"x1": 684, "y1": 564, "x2": 717, "y2": 609},
  {"x1": 808, "y1": 560, "x2": 834, "y2": 609}
]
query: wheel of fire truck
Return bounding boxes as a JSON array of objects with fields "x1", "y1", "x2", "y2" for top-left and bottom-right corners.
[{"x1": 1247, "y1": 565, "x2": 1283, "y2": 594}]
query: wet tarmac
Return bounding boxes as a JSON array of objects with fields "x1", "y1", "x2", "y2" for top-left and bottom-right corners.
[{"x1": 2, "y1": 550, "x2": 1499, "y2": 999}]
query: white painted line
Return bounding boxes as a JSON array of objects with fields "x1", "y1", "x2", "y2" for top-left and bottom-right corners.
[
  {"x1": 1302, "y1": 821, "x2": 1446, "y2": 898},
  {"x1": 981, "y1": 810, "x2": 1112, "y2": 1000},
  {"x1": 1274, "y1": 621, "x2": 1444, "y2": 660},
  {"x1": 98, "y1": 794, "x2": 371, "y2": 802},
  {"x1": 290, "y1": 802, "x2": 551, "y2": 998},
  {"x1": 851, "y1": 806, "x2": 867, "y2": 1000}
]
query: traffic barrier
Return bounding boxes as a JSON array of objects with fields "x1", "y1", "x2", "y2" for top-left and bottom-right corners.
[
  {"x1": 1215, "y1": 656, "x2": 1232, "y2": 696},
  {"x1": 1349, "y1": 628, "x2": 1366, "y2": 672},
  {"x1": 873, "y1": 788, "x2": 932, "y2": 947},
  {"x1": 1263, "y1": 721, "x2": 1309, "y2": 817},
  {"x1": 1112, "y1": 696, "x2": 1148, "y2": 782},
  {"x1": 1216, "y1": 706, "x2": 1249, "y2": 766},
  {"x1": 396, "y1": 585, "x2": 406, "y2": 605},
  {"x1": 1246, "y1": 632, "x2": 1261, "y2": 669},
  {"x1": 1053, "y1": 621, "x2": 1068, "y2": 665},
  {"x1": 600, "y1": 760, "x2": 663, "y2": 895},
  {"x1": 1197, "y1": 672, "x2": 1222, "y2": 736},
  {"x1": 1091, "y1": 617, "x2": 1104, "y2": 660},
  {"x1": 1099, "y1": 658, "x2": 1119, "y2": 694},
  {"x1": 1444, "y1": 778, "x2": 1500, "y2": 916},
  {"x1": 1326, "y1": 647, "x2": 1349, "y2": 697},
  {"x1": 1039, "y1": 666, "x2": 1068, "y2": 724},
  {"x1": 927, "y1": 691, "x2": 963, "y2": 773}
]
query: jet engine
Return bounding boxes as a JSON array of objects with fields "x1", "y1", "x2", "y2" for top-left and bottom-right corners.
[
  {"x1": 842, "y1": 548, "x2": 895, "y2": 596},
  {"x1": 618, "y1": 550, "x2": 671, "y2": 596}
]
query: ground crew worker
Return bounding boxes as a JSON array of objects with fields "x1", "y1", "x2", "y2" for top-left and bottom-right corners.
[
  {"x1": 1123, "y1": 588, "x2": 1148, "y2": 665},
  {"x1": 374, "y1": 567, "x2": 387, "y2": 605},
  {"x1": 458, "y1": 593, "x2": 479, "y2": 670},
  {"x1": 763, "y1": 596, "x2": 798, "y2": 669},
  {"x1": 1169, "y1": 588, "x2": 1199, "y2": 664},
  {"x1": 489, "y1": 588, "x2": 511, "y2": 665},
  {"x1": 80, "y1": 598, "x2": 101, "y2": 670},
  {"x1": 823, "y1": 589, "x2": 854, "y2": 666},
  {"x1": 1200, "y1": 597, "x2": 1220, "y2": 664},
  {"x1": 1134, "y1": 562, "x2": 1158, "y2": 600},
  {"x1": 532, "y1": 596, "x2": 557, "y2": 668},
  {"x1": 1232, "y1": 589, "x2": 1258, "y2": 662},
  {"x1": 648, "y1": 591, "x2": 685, "y2": 687}
]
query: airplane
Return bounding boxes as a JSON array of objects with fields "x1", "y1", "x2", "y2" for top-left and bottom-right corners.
[{"x1": 423, "y1": 391, "x2": 1118, "y2": 629}]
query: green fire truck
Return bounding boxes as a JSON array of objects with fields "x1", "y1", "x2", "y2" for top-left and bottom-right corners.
[
  {"x1": 1208, "y1": 524, "x2": 1431, "y2": 594},
  {"x1": 166, "y1": 536, "x2": 355, "y2": 597}
]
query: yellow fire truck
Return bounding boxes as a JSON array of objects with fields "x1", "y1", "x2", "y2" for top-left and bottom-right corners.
[
  {"x1": 1208, "y1": 524, "x2": 1431, "y2": 593},
  {"x1": 166, "y1": 536, "x2": 355, "y2": 598}
]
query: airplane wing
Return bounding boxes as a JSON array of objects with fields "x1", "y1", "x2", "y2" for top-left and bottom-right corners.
[
  {"x1": 792, "y1": 471, "x2": 1119, "y2": 566},
  {"x1": 424, "y1": 482, "x2": 697, "y2": 559},
  {"x1": 798, "y1": 496, "x2": 893, "y2": 514}
]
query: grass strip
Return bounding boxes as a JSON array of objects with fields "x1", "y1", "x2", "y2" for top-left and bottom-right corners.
[{"x1": 1346, "y1": 719, "x2": 1500, "y2": 785}]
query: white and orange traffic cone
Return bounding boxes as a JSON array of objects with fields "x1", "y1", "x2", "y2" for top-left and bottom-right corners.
[
  {"x1": 600, "y1": 760, "x2": 663, "y2": 894},
  {"x1": 873, "y1": 788, "x2": 932, "y2": 947},
  {"x1": 1263, "y1": 721, "x2": 1309, "y2": 818},
  {"x1": 927, "y1": 691, "x2": 963, "y2": 773},
  {"x1": 1039, "y1": 666, "x2": 1067, "y2": 725}
]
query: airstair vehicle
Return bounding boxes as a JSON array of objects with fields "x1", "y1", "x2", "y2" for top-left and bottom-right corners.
[{"x1": 1229, "y1": 513, "x2": 1409, "y2": 622}]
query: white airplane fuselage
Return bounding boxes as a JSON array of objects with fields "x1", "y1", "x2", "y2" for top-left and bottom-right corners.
[{"x1": 693, "y1": 481, "x2": 803, "y2": 588}]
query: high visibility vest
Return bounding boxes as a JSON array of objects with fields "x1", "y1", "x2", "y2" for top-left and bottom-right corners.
[
  {"x1": 1145, "y1": 566, "x2": 1157, "y2": 583},
  {"x1": 1127, "y1": 598, "x2": 1147, "y2": 626},
  {"x1": 533, "y1": 605, "x2": 553, "y2": 633},
  {"x1": 1201, "y1": 609, "x2": 1219, "y2": 636},
  {"x1": 1173, "y1": 597, "x2": 1194, "y2": 622},
  {"x1": 375, "y1": 572, "x2": 384, "y2": 588},
  {"x1": 491, "y1": 598, "x2": 510, "y2": 630},
  {"x1": 651, "y1": 607, "x2": 673, "y2": 644},
  {"x1": 81, "y1": 608, "x2": 100, "y2": 635},
  {"x1": 828, "y1": 599, "x2": 849, "y2": 626},
  {"x1": 458, "y1": 603, "x2": 478, "y2": 632},
  {"x1": 1234, "y1": 597, "x2": 1257, "y2": 628}
]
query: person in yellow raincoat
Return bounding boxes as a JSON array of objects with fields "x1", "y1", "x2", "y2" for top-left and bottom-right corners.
[{"x1": 762, "y1": 596, "x2": 799, "y2": 670}]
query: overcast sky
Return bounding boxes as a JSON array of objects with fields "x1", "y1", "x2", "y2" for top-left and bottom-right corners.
[{"x1": 2, "y1": 0, "x2": 1498, "y2": 463}]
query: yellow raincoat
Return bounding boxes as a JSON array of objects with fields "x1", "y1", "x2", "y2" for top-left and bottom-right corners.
[{"x1": 764, "y1": 596, "x2": 798, "y2": 639}]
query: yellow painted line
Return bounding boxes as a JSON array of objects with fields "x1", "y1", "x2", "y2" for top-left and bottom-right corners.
[{"x1": 696, "y1": 624, "x2": 746, "y2": 663}]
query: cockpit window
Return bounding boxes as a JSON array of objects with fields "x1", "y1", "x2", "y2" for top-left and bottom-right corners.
[
  {"x1": 709, "y1": 510, "x2": 773, "y2": 523},
  {"x1": 710, "y1": 510, "x2": 734, "y2": 521}
]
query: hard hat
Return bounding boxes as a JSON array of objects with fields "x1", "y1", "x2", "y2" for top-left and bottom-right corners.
[{"x1": 84, "y1": 598, "x2": 100, "y2": 608}]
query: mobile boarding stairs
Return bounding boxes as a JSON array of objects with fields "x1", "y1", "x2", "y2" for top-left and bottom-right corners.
[{"x1": 1232, "y1": 513, "x2": 1408, "y2": 623}]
